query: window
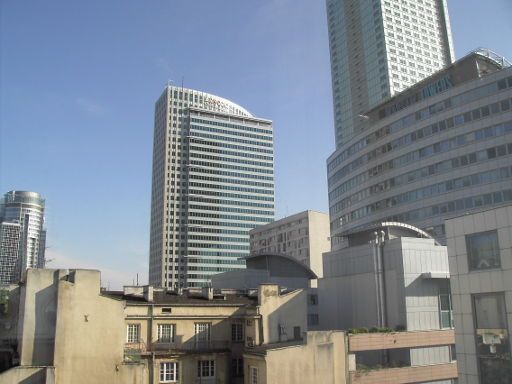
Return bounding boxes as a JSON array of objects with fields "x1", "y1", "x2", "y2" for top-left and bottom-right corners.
[
  {"x1": 127, "y1": 324, "x2": 140, "y2": 343},
  {"x1": 250, "y1": 366, "x2": 258, "y2": 384},
  {"x1": 195, "y1": 322, "x2": 211, "y2": 344},
  {"x1": 439, "y1": 281, "x2": 453, "y2": 328},
  {"x1": 160, "y1": 362, "x2": 179, "y2": 383},
  {"x1": 158, "y1": 324, "x2": 175, "y2": 342},
  {"x1": 308, "y1": 294, "x2": 318, "y2": 306},
  {"x1": 308, "y1": 314, "x2": 319, "y2": 326},
  {"x1": 231, "y1": 323, "x2": 244, "y2": 342},
  {"x1": 231, "y1": 358, "x2": 243, "y2": 377},
  {"x1": 466, "y1": 231, "x2": 501, "y2": 270},
  {"x1": 473, "y1": 293, "x2": 511, "y2": 384},
  {"x1": 197, "y1": 360, "x2": 215, "y2": 378},
  {"x1": 439, "y1": 293, "x2": 453, "y2": 328}
]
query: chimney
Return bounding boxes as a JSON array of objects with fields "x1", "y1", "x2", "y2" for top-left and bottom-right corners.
[
  {"x1": 201, "y1": 286, "x2": 214, "y2": 301},
  {"x1": 143, "y1": 286, "x2": 154, "y2": 302}
]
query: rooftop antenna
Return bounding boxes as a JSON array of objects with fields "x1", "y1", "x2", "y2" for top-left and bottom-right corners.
[
  {"x1": 136, "y1": 273, "x2": 139, "y2": 286},
  {"x1": 181, "y1": 76, "x2": 184, "y2": 91}
]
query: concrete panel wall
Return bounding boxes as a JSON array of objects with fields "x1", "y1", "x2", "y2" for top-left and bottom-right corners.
[
  {"x1": 17, "y1": 270, "x2": 67, "y2": 366},
  {"x1": 245, "y1": 331, "x2": 347, "y2": 384},
  {"x1": 0, "y1": 366, "x2": 54, "y2": 384},
  {"x1": 258, "y1": 285, "x2": 307, "y2": 344},
  {"x1": 52, "y1": 270, "x2": 135, "y2": 384}
]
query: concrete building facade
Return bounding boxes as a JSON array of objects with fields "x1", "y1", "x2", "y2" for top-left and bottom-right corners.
[
  {"x1": 327, "y1": 50, "x2": 512, "y2": 248},
  {"x1": 326, "y1": 0, "x2": 454, "y2": 148},
  {"x1": 0, "y1": 269, "x2": 147, "y2": 384},
  {"x1": 249, "y1": 210, "x2": 330, "y2": 278},
  {"x1": 0, "y1": 191, "x2": 46, "y2": 284},
  {"x1": 319, "y1": 222, "x2": 455, "y2": 382},
  {"x1": 149, "y1": 86, "x2": 274, "y2": 289},
  {"x1": 445, "y1": 205, "x2": 512, "y2": 384}
]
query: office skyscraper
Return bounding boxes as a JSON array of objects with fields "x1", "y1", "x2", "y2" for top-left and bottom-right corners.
[
  {"x1": 326, "y1": 0, "x2": 454, "y2": 148},
  {"x1": 327, "y1": 50, "x2": 512, "y2": 248},
  {"x1": 0, "y1": 191, "x2": 46, "y2": 284},
  {"x1": 149, "y1": 86, "x2": 274, "y2": 289}
]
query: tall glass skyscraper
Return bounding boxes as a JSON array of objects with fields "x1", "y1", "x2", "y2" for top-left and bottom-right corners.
[
  {"x1": 326, "y1": 0, "x2": 454, "y2": 148},
  {"x1": 0, "y1": 191, "x2": 46, "y2": 284},
  {"x1": 149, "y1": 86, "x2": 274, "y2": 289}
]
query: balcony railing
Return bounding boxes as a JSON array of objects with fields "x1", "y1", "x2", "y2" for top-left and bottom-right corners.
[
  {"x1": 124, "y1": 342, "x2": 147, "y2": 362},
  {"x1": 350, "y1": 362, "x2": 458, "y2": 384},
  {"x1": 151, "y1": 340, "x2": 230, "y2": 353}
]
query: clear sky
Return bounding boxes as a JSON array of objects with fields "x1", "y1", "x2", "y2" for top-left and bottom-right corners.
[{"x1": 1, "y1": 0, "x2": 511, "y2": 288}]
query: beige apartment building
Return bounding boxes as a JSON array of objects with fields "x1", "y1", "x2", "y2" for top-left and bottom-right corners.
[{"x1": 249, "y1": 210, "x2": 330, "y2": 278}]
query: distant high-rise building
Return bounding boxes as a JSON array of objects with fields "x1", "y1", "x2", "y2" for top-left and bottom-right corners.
[
  {"x1": 0, "y1": 191, "x2": 46, "y2": 283},
  {"x1": 326, "y1": 0, "x2": 454, "y2": 148},
  {"x1": 249, "y1": 210, "x2": 330, "y2": 278},
  {"x1": 149, "y1": 86, "x2": 274, "y2": 289}
]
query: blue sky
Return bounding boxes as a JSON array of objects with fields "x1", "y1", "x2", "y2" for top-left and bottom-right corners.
[{"x1": 1, "y1": 0, "x2": 511, "y2": 288}]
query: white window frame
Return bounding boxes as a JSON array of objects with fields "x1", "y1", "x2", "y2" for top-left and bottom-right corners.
[
  {"x1": 231, "y1": 322, "x2": 244, "y2": 342},
  {"x1": 160, "y1": 361, "x2": 179, "y2": 383},
  {"x1": 194, "y1": 322, "x2": 211, "y2": 342},
  {"x1": 127, "y1": 324, "x2": 140, "y2": 343},
  {"x1": 158, "y1": 323, "x2": 175, "y2": 342},
  {"x1": 197, "y1": 359, "x2": 215, "y2": 378},
  {"x1": 250, "y1": 366, "x2": 258, "y2": 384}
]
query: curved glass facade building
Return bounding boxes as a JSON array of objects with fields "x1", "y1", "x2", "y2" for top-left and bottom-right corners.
[
  {"x1": 327, "y1": 50, "x2": 512, "y2": 249},
  {"x1": 326, "y1": 0, "x2": 454, "y2": 148},
  {"x1": 149, "y1": 86, "x2": 274, "y2": 288},
  {"x1": 0, "y1": 190, "x2": 46, "y2": 283}
]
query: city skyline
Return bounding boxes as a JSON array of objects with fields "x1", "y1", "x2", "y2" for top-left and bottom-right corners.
[{"x1": 1, "y1": 0, "x2": 511, "y2": 287}]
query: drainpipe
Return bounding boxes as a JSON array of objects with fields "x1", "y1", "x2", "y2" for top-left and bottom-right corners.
[
  {"x1": 372, "y1": 230, "x2": 388, "y2": 365},
  {"x1": 371, "y1": 231, "x2": 386, "y2": 327},
  {"x1": 375, "y1": 230, "x2": 387, "y2": 328}
]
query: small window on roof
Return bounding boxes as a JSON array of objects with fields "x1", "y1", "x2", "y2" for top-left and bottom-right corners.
[{"x1": 162, "y1": 307, "x2": 172, "y2": 313}]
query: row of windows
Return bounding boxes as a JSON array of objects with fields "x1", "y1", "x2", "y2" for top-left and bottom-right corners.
[
  {"x1": 188, "y1": 273, "x2": 232, "y2": 280},
  {"x1": 189, "y1": 145, "x2": 273, "y2": 161},
  {"x1": 189, "y1": 174, "x2": 273, "y2": 189},
  {"x1": 189, "y1": 167, "x2": 274, "y2": 182},
  {"x1": 331, "y1": 141, "x2": 512, "y2": 208},
  {"x1": 187, "y1": 242, "x2": 249, "y2": 250},
  {"x1": 330, "y1": 120, "x2": 512, "y2": 201},
  {"x1": 188, "y1": 196, "x2": 274, "y2": 209},
  {"x1": 329, "y1": 96, "x2": 512, "y2": 186},
  {"x1": 186, "y1": 188, "x2": 274, "y2": 201},
  {"x1": 333, "y1": 165, "x2": 512, "y2": 218},
  {"x1": 188, "y1": 137, "x2": 273, "y2": 155},
  {"x1": 187, "y1": 227, "x2": 249, "y2": 236},
  {"x1": 188, "y1": 211, "x2": 273, "y2": 223},
  {"x1": 190, "y1": 130, "x2": 273, "y2": 148},
  {"x1": 187, "y1": 234, "x2": 247, "y2": 243},
  {"x1": 186, "y1": 219, "x2": 267, "y2": 230},
  {"x1": 189, "y1": 152, "x2": 273, "y2": 168},
  {"x1": 188, "y1": 266, "x2": 236, "y2": 272},
  {"x1": 190, "y1": 117, "x2": 272, "y2": 135},
  {"x1": 187, "y1": 257, "x2": 246, "y2": 264},
  {"x1": 335, "y1": 188, "x2": 512, "y2": 230},
  {"x1": 328, "y1": 76, "x2": 511, "y2": 171},
  {"x1": 187, "y1": 182, "x2": 273, "y2": 196},
  {"x1": 188, "y1": 204, "x2": 273, "y2": 217},
  {"x1": 189, "y1": 159, "x2": 273, "y2": 174},
  {"x1": 190, "y1": 123, "x2": 272, "y2": 142}
]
